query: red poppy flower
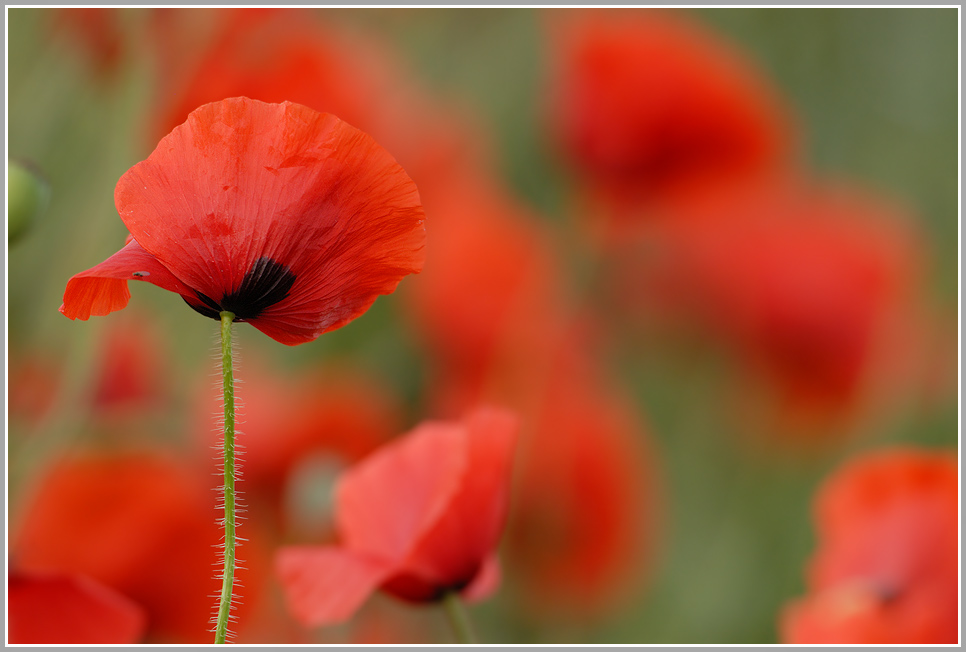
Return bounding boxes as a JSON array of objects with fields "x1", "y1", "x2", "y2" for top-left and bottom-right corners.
[
  {"x1": 780, "y1": 447, "x2": 959, "y2": 644},
  {"x1": 8, "y1": 570, "x2": 147, "y2": 644},
  {"x1": 60, "y1": 96, "x2": 426, "y2": 346},
  {"x1": 418, "y1": 313, "x2": 664, "y2": 621},
  {"x1": 546, "y1": 8, "x2": 796, "y2": 234},
  {"x1": 12, "y1": 450, "x2": 271, "y2": 643},
  {"x1": 276, "y1": 407, "x2": 519, "y2": 628},
  {"x1": 616, "y1": 183, "x2": 928, "y2": 439},
  {"x1": 500, "y1": 329, "x2": 663, "y2": 620},
  {"x1": 404, "y1": 172, "x2": 565, "y2": 384}
]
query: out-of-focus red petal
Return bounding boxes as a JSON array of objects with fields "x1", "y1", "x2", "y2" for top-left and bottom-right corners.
[
  {"x1": 401, "y1": 408, "x2": 518, "y2": 591},
  {"x1": 276, "y1": 546, "x2": 393, "y2": 628},
  {"x1": 335, "y1": 421, "x2": 466, "y2": 564},
  {"x1": 460, "y1": 553, "x2": 501, "y2": 603},
  {"x1": 8, "y1": 571, "x2": 147, "y2": 644},
  {"x1": 115, "y1": 97, "x2": 425, "y2": 345},
  {"x1": 782, "y1": 448, "x2": 959, "y2": 644},
  {"x1": 547, "y1": 8, "x2": 797, "y2": 227},
  {"x1": 404, "y1": 173, "x2": 563, "y2": 377},
  {"x1": 12, "y1": 451, "x2": 236, "y2": 643},
  {"x1": 60, "y1": 238, "x2": 196, "y2": 320},
  {"x1": 503, "y1": 335, "x2": 663, "y2": 619},
  {"x1": 621, "y1": 183, "x2": 929, "y2": 440},
  {"x1": 780, "y1": 581, "x2": 906, "y2": 644}
]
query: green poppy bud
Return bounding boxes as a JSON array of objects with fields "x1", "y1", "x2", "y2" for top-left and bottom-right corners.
[{"x1": 8, "y1": 160, "x2": 51, "y2": 244}]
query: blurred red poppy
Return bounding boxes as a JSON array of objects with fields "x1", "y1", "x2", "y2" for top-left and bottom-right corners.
[
  {"x1": 404, "y1": 173, "x2": 565, "y2": 385},
  {"x1": 90, "y1": 315, "x2": 167, "y2": 413},
  {"x1": 9, "y1": 312, "x2": 168, "y2": 428},
  {"x1": 780, "y1": 447, "x2": 959, "y2": 644},
  {"x1": 12, "y1": 450, "x2": 270, "y2": 643},
  {"x1": 276, "y1": 407, "x2": 519, "y2": 628},
  {"x1": 60, "y1": 96, "x2": 426, "y2": 346},
  {"x1": 546, "y1": 9, "x2": 796, "y2": 236},
  {"x1": 617, "y1": 183, "x2": 929, "y2": 440},
  {"x1": 8, "y1": 570, "x2": 147, "y2": 644},
  {"x1": 502, "y1": 330, "x2": 663, "y2": 620}
]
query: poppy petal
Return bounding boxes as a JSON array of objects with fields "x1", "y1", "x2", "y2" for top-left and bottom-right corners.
[
  {"x1": 782, "y1": 448, "x2": 959, "y2": 644},
  {"x1": 114, "y1": 97, "x2": 425, "y2": 344},
  {"x1": 275, "y1": 546, "x2": 392, "y2": 627},
  {"x1": 60, "y1": 238, "x2": 197, "y2": 320},
  {"x1": 460, "y1": 553, "x2": 501, "y2": 603},
  {"x1": 402, "y1": 408, "x2": 518, "y2": 590},
  {"x1": 335, "y1": 420, "x2": 467, "y2": 564},
  {"x1": 8, "y1": 571, "x2": 147, "y2": 644}
]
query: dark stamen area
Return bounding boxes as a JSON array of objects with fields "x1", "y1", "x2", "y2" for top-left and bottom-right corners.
[{"x1": 184, "y1": 257, "x2": 296, "y2": 321}]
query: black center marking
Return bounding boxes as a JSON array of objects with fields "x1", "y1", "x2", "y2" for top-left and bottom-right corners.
[{"x1": 184, "y1": 257, "x2": 296, "y2": 321}]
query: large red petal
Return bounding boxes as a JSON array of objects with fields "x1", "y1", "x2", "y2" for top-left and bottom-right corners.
[
  {"x1": 60, "y1": 238, "x2": 197, "y2": 320},
  {"x1": 335, "y1": 420, "x2": 466, "y2": 565},
  {"x1": 400, "y1": 407, "x2": 518, "y2": 592},
  {"x1": 115, "y1": 97, "x2": 425, "y2": 344},
  {"x1": 275, "y1": 546, "x2": 393, "y2": 627},
  {"x1": 8, "y1": 571, "x2": 146, "y2": 644}
]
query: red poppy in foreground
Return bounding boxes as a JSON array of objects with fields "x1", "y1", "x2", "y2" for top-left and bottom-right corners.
[
  {"x1": 780, "y1": 447, "x2": 958, "y2": 644},
  {"x1": 8, "y1": 570, "x2": 146, "y2": 644},
  {"x1": 276, "y1": 407, "x2": 519, "y2": 628},
  {"x1": 61, "y1": 96, "x2": 426, "y2": 345}
]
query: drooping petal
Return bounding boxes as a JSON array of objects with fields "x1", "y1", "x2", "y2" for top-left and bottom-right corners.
[
  {"x1": 335, "y1": 420, "x2": 467, "y2": 564},
  {"x1": 399, "y1": 408, "x2": 518, "y2": 592},
  {"x1": 8, "y1": 571, "x2": 147, "y2": 644},
  {"x1": 60, "y1": 238, "x2": 196, "y2": 320},
  {"x1": 114, "y1": 97, "x2": 425, "y2": 344},
  {"x1": 276, "y1": 546, "x2": 393, "y2": 628}
]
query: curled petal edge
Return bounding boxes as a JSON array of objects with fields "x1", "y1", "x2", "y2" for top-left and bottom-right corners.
[{"x1": 60, "y1": 239, "x2": 196, "y2": 320}]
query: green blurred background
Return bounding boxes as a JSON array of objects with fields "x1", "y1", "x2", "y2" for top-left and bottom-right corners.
[{"x1": 6, "y1": 7, "x2": 959, "y2": 644}]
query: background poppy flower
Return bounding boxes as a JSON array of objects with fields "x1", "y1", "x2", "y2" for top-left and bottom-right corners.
[
  {"x1": 545, "y1": 8, "x2": 797, "y2": 235},
  {"x1": 779, "y1": 447, "x2": 958, "y2": 644},
  {"x1": 626, "y1": 183, "x2": 929, "y2": 441},
  {"x1": 276, "y1": 407, "x2": 519, "y2": 628},
  {"x1": 60, "y1": 96, "x2": 426, "y2": 346},
  {"x1": 12, "y1": 449, "x2": 271, "y2": 644},
  {"x1": 9, "y1": 311, "x2": 168, "y2": 429},
  {"x1": 404, "y1": 172, "x2": 565, "y2": 386},
  {"x1": 8, "y1": 570, "x2": 147, "y2": 644}
]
